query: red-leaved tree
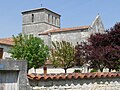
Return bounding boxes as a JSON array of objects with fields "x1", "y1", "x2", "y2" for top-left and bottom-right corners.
[{"x1": 75, "y1": 23, "x2": 120, "y2": 72}]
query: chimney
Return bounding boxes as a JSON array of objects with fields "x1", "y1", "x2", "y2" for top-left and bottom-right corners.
[{"x1": 43, "y1": 65, "x2": 47, "y2": 75}]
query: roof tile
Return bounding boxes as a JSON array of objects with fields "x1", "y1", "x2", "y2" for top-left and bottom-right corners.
[
  {"x1": 0, "y1": 37, "x2": 14, "y2": 46},
  {"x1": 27, "y1": 72, "x2": 120, "y2": 81},
  {"x1": 39, "y1": 26, "x2": 89, "y2": 35}
]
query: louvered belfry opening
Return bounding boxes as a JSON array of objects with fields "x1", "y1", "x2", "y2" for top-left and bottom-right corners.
[{"x1": 0, "y1": 48, "x2": 3, "y2": 59}]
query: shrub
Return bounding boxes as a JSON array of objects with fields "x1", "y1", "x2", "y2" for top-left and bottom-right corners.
[
  {"x1": 90, "y1": 69, "x2": 98, "y2": 72},
  {"x1": 74, "y1": 69, "x2": 81, "y2": 73}
]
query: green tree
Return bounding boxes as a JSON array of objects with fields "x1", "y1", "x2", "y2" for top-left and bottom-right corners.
[
  {"x1": 50, "y1": 41, "x2": 75, "y2": 73},
  {"x1": 9, "y1": 34, "x2": 49, "y2": 69}
]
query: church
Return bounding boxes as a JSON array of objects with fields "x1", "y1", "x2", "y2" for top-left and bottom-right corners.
[
  {"x1": 22, "y1": 8, "x2": 105, "y2": 47},
  {"x1": 0, "y1": 8, "x2": 105, "y2": 61}
]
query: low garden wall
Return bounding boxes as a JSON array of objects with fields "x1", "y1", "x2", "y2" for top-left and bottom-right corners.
[{"x1": 28, "y1": 72, "x2": 120, "y2": 90}]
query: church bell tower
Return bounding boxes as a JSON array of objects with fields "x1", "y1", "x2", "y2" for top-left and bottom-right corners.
[{"x1": 22, "y1": 8, "x2": 61, "y2": 36}]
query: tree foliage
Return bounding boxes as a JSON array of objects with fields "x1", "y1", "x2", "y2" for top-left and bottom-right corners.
[
  {"x1": 9, "y1": 34, "x2": 49, "y2": 69},
  {"x1": 50, "y1": 41, "x2": 75, "y2": 73},
  {"x1": 75, "y1": 23, "x2": 120, "y2": 72},
  {"x1": 84, "y1": 33, "x2": 111, "y2": 72},
  {"x1": 74, "y1": 42, "x2": 86, "y2": 67}
]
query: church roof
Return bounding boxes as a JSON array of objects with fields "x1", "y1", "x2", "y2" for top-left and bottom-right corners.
[
  {"x1": 39, "y1": 26, "x2": 89, "y2": 35},
  {"x1": 0, "y1": 26, "x2": 89, "y2": 45},
  {"x1": 0, "y1": 37, "x2": 14, "y2": 46},
  {"x1": 22, "y1": 8, "x2": 61, "y2": 16}
]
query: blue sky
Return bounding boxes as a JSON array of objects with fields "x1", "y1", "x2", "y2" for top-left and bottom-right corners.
[{"x1": 0, "y1": 0, "x2": 120, "y2": 38}]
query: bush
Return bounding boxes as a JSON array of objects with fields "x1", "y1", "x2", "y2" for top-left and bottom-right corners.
[
  {"x1": 74, "y1": 69, "x2": 81, "y2": 73},
  {"x1": 90, "y1": 69, "x2": 97, "y2": 72}
]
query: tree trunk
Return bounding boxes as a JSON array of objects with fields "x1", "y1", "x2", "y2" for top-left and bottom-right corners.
[
  {"x1": 100, "y1": 68, "x2": 103, "y2": 72},
  {"x1": 35, "y1": 69, "x2": 36, "y2": 73},
  {"x1": 109, "y1": 68, "x2": 112, "y2": 72},
  {"x1": 64, "y1": 68, "x2": 67, "y2": 73}
]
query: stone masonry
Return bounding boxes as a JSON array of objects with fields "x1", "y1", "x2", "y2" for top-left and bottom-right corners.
[
  {"x1": 0, "y1": 60, "x2": 27, "y2": 90},
  {"x1": 28, "y1": 73, "x2": 120, "y2": 90},
  {"x1": 22, "y1": 8, "x2": 61, "y2": 36}
]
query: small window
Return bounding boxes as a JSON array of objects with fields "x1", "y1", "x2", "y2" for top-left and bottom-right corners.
[
  {"x1": 55, "y1": 17, "x2": 57, "y2": 25},
  {"x1": 0, "y1": 48, "x2": 3, "y2": 59},
  {"x1": 56, "y1": 18, "x2": 59, "y2": 26},
  {"x1": 48, "y1": 14, "x2": 50, "y2": 23},
  {"x1": 52, "y1": 16, "x2": 54, "y2": 24},
  {"x1": 32, "y1": 14, "x2": 34, "y2": 22}
]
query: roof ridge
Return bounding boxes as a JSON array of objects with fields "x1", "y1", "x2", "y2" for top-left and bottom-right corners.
[
  {"x1": 0, "y1": 37, "x2": 12, "y2": 39},
  {"x1": 39, "y1": 26, "x2": 89, "y2": 35},
  {"x1": 0, "y1": 37, "x2": 14, "y2": 46},
  {"x1": 27, "y1": 72, "x2": 120, "y2": 80}
]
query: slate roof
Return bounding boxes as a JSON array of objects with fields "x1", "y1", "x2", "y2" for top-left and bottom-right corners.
[
  {"x1": 27, "y1": 72, "x2": 120, "y2": 80},
  {"x1": 39, "y1": 26, "x2": 89, "y2": 35},
  {"x1": 0, "y1": 37, "x2": 14, "y2": 46}
]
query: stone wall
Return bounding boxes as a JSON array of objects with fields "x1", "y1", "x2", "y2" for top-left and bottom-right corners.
[
  {"x1": 89, "y1": 15, "x2": 105, "y2": 34},
  {"x1": 51, "y1": 30, "x2": 90, "y2": 45},
  {"x1": 23, "y1": 22, "x2": 59, "y2": 36},
  {"x1": 29, "y1": 76, "x2": 120, "y2": 90},
  {"x1": 39, "y1": 29, "x2": 90, "y2": 47},
  {"x1": 0, "y1": 44, "x2": 12, "y2": 59},
  {"x1": 0, "y1": 60, "x2": 27, "y2": 90}
]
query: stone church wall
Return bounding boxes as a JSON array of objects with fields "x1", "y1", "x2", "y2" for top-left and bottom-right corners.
[
  {"x1": 22, "y1": 8, "x2": 60, "y2": 36},
  {"x1": 89, "y1": 15, "x2": 105, "y2": 34},
  {"x1": 51, "y1": 29, "x2": 90, "y2": 46},
  {"x1": 39, "y1": 35, "x2": 51, "y2": 47},
  {"x1": 23, "y1": 23, "x2": 59, "y2": 36}
]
